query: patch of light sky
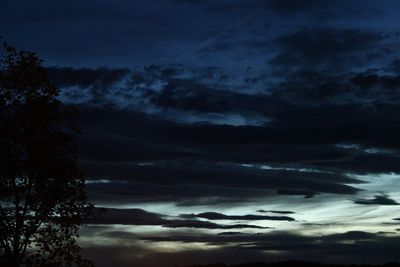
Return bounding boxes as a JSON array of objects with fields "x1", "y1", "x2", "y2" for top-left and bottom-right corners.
[
  {"x1": 335, "y1": 143, "x2": 395, "y2": 154},
  {"x1": 241, "y1": 163, "x2": 332, "y2": 174},
  {"x1": 348, "y1": 172, "x2": 400, "y2": 198}
]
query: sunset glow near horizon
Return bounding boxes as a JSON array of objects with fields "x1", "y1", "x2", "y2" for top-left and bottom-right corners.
[{"x1": 2, "y1": 0, "x2": 400, "y2": 266}]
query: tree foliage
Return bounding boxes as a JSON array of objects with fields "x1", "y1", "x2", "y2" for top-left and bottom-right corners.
[{"x1": 0, "y1": 42, "x2": 93, "y2": 266}]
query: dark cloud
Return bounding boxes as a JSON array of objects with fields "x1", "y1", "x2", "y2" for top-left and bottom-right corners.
[
  {"x1": 69, "y1": 79, "x2": 400, "y2": 205},
  {"x1": 87, "y1": 208, "x2": 164, "y2": 225},
  {"x1": 353, "y1": 194, "x2": 399, "y2": 205},
  {"x1": 182, "y1": 212, "x2": 295, "y2": 221},
  {"x1": 86, "y1": 180, "x2": 276, "y2": 206},
  {"x1": 387, "y1": 59, "x2": 400, "y2": 74},
  {"x1": 48, "y1": 61, "x2": 400, "y2": 209},
  {"x1": 83, "y1": 235, "x2": 400, "y2": 267},
  {"x1": 266, "y1": 0, "x2": 322, "y2": 14},
  {"x1": 265, "y1": 0, "x2": 385, "y2": 21},
  {"x1": 82, "y1": 159, "x2": 361, "y2": 203},
  {"x1": 198, "y1": 40, "x2": 234, "y2": 52},
  {"x1": 257, "y1": 210, "x2": 295, "y2": 214},
  {"x1": 169, "y1": 0, "x2": 262, "y2": 13},
  {"x1": 311, "y1": 153, "x2": 400, "y2": 174},
  {"x1": 175, "y1": 197, "x2": 252, "y2": 207},
  {"x1": 65, "y1": 61, "x2": 400, "y2": 152},
  {"x1": 148, "y1": 77, "x2": 281, "y2": 115},
  {"x1": 136, "y1": 230, "x2": 385, "y2": 247},
  {"x1": 83, "y1": 245, "x2": 268, "y2": 267},
  {"x1": 217, "y1": 232, "x2": 246, "y2": 236},
  {"x1": 171, "y1": 0, "x2": 382, "y2": 21},
  {"x1": 276, "y1": 189, "x2": 318, "y2": 199},
  {"x1": 132, "y1": 230, "x2": 400, "y2": 265},
  {"x1": 164, "y1": 220, "x2": 268, "y2": 230},
  {"x1": 322, "y1": 231, "x2": 379, "y2": 241},
  {"x1": 351, "y1": 73, "x2": 400, "y2": 90},
  {"x1": 75, "y1": 101, "x2": 400, "y2": 159},
  {"x1": 270, "y1": 28, "x2": 385, "y2": 69},
  {"x1": 47, "y1": 67, "x2": 129, "y2": 88},
  {"x1": 88, "y1": 208, "x2": 269, "y2": 229}
]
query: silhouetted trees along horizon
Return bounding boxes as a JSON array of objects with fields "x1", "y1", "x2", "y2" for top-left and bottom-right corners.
[
  {"x1": 187, "y1": 261, "x2": 400, "y2": 267},
  {"x1": 0, "y1": 40, "x2": 93, "y2": 266}
]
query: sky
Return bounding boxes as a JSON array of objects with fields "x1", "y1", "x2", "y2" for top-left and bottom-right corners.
[{"x1": 2, "y1": 0, "x2": 400, "y2": 266}]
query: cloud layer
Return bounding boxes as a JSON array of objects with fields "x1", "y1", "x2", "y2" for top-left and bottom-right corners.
[{"x1": 4, "y1": 0, "x2": 400, "y2": 266}]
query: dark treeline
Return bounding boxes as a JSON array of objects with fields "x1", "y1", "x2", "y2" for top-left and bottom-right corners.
[{"x1": 188, "y1": 262, "x2": 400, "y2": 267}]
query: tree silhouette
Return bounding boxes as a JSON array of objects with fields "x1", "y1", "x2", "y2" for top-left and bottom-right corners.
[{"x1": 0, "y1": 42, "x2": 93, "y2": 266}]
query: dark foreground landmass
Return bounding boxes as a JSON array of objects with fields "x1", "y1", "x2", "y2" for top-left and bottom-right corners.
[{"x1": 188, "y1": 262, "x2": 400, "y2": 267}]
